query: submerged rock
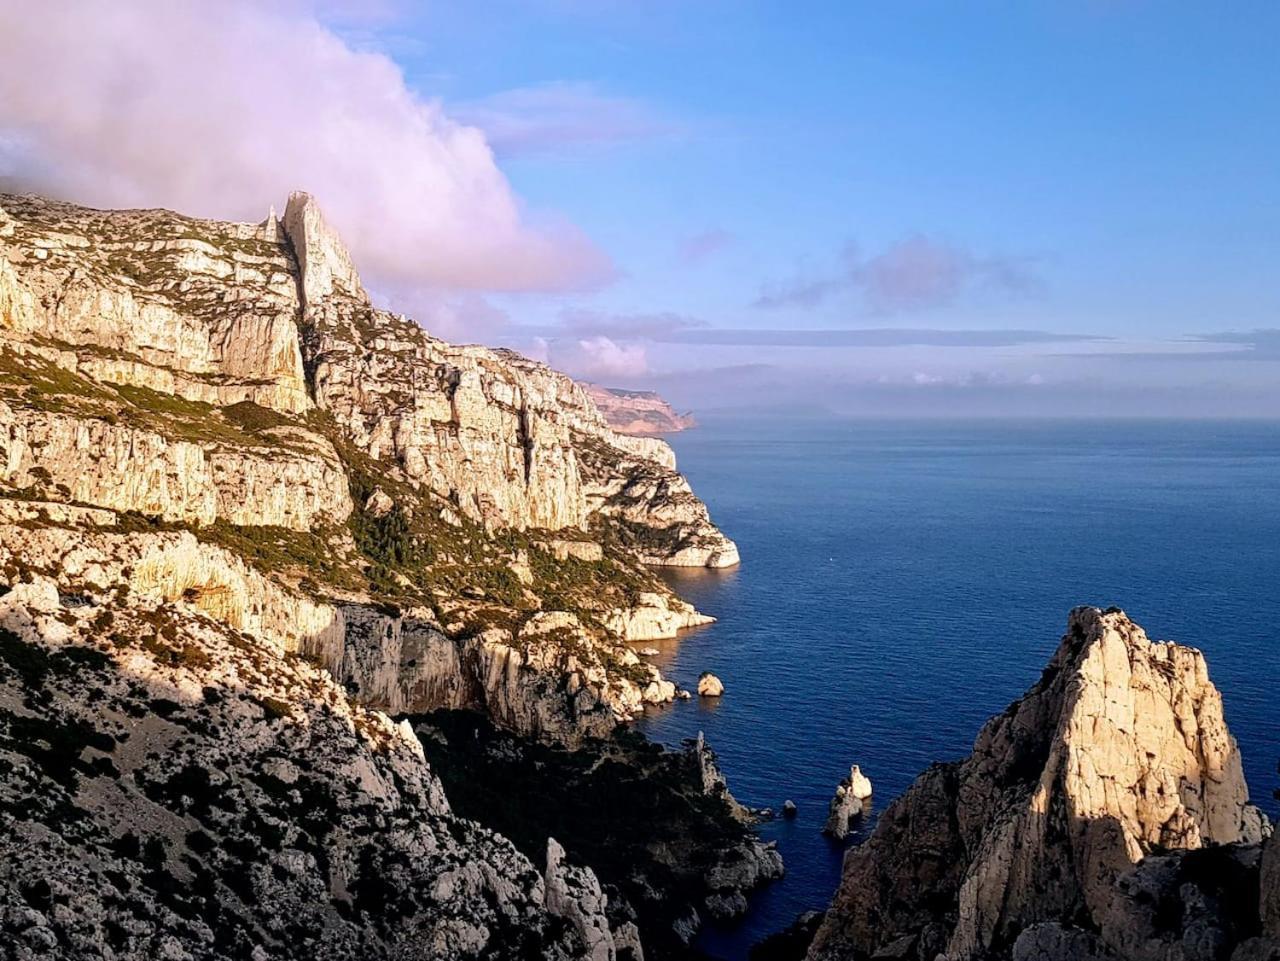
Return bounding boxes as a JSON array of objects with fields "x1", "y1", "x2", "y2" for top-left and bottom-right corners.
[{"x1": 807, "y1": 606, "x2": 1271, "y2": 961}]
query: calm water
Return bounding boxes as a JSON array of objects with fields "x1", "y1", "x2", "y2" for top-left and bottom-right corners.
[{"x1": 635, "y1": 417, "x2": 1280, "y2": 960}]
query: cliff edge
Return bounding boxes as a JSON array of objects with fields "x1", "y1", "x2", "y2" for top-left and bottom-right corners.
[{"x1": 583, "y1": 385, "x2": 696, "y2": 436}]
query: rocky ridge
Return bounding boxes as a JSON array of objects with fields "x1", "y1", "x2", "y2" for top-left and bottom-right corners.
[
  {"x1": 583, "y1": 385, "x2": 696, "y2": 436},
  {"x1": 805, "y1": 607, "x2": 1275, "y2": 961},
  {"x1": 0, "y1": 190, "x2": 740, "y2": 740}
]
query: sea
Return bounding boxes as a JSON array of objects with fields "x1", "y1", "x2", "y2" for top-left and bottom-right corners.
[{"x1": 634, "y1": 416, "x2": 1280, "y2": 960}]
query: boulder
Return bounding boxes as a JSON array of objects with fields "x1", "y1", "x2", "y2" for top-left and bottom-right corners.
[{"x1": 697, "y1": 672, "x2": 724, "y2": 697}]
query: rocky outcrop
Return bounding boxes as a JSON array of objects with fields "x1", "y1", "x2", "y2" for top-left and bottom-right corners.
[
  {"x1": 0, "y1": 576, "x2": 596, "y2": 961},
  {"x1": 0, "y1": 518, "x2": 676, "y2": 744},
  {"x1": 415, "y1": 712, "x2": 783, "y2": 960},
  {"x1": 822, "y1": 765, "x2": 872, "y2": 840},
  {"x1": 545, "y1": 838, "x2": 623, "y2": 961},
  {"x1": 807, "y1": 607, "x2": 1271, "y2": 961},
  {"x1": 583, "y1": 384, "x2": 696, "y2": 436},
  {"x1": 602, "y1": 591, "x2": 713, "y2": 642}
]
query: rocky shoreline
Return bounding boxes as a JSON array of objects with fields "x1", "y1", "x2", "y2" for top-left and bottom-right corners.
[{"x1": 412, "y1": 711, "x2": 782, "y2": 960}]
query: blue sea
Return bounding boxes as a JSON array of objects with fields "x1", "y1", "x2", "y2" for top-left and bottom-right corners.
[{"x1": 635, "y1": 417, "x2": 1280, "y2": 960}]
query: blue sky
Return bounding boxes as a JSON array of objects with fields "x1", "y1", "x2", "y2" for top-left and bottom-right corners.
[
  {"x1": 2, "y1": 1, "x2": 1278, "y2": 415},
  {"x1": 372, "y1": 1, "x2": 1280, "y2": 415}
]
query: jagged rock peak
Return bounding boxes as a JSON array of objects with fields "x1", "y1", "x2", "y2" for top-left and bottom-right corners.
[
  {"x1": 807, "y1": 605, "x2": 1270, "y2": 961},
  {"x1": 282, "y1": 190, "x2": 365, "y2": 305},
  {"x1": 545, "y1": 838, "x2": 621, "y2": 961},
  {"x1": 261, "y1": 203, "x2": 280, "y2": 242}
]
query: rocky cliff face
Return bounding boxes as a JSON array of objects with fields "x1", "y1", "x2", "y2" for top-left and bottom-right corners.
[
  {"x1": 0, "y1": 190, "x2": 736, "y2": 565},
  {"x1": 582, "y1": 385, "x2": 696, "y2": 436},
  {"x1": 807, "y1": 607, "x2": 1273, "y2": 961},
  {"x1": 0, "y1": 574, "x2": 620, "y2": 961},
  {"x1": 0, "y1": 190, "x2": 741, "y2": 742},
  {"x1": 0, "y1": 188, "x2": 768, "y2": 960}
]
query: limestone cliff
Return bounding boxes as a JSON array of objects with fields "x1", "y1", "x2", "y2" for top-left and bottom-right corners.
[
  {"x1": 583, "y1": 385, "x2": 696, "y2": 436},
  {"x1": 807, "y1": 607, "x2": 1272, "y2": 961},
  {"x1": 0, "y1": 190, "x2": 739, "y2": 740},
  {"x1": 0, "y1": 190, "x2": 736, "y2": 566}
]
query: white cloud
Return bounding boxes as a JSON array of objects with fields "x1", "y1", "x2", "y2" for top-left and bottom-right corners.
[
  {"x1": 550, "y1": 336, "x2": 649, "y2": 381},
  {"x1": 0, "y1": 0, "x2": 612, "y2": 293}
]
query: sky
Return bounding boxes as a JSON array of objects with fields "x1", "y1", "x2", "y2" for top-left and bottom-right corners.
[{"x1": 1, "y1": 1, "x2": 1277, "y2": 417}]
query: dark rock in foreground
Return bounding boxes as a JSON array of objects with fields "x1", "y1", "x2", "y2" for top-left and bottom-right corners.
[{"x1": 412, "y1": 710, "x2": 783, "y2": 960}]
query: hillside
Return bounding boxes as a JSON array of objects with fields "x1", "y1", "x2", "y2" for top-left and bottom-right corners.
[{"x1": 0, "y1": 190, "x2": 768, "y2": 960}]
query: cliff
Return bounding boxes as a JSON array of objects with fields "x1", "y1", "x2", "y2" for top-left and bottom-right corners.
[
  {"x1": 583, "y1": 385, "x2": 696, "y2": 436},
  {"x1": 0, "y1": 190, "x2": 743, "y2": 742},
  {"x1": 0, "y1": 189, "x2": 766, "y2": 960},
  {"x1": 806, "y1": 607, "x2": 1273, "y2": 961}
]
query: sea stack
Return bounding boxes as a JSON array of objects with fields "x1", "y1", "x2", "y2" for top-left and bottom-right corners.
[{"x1": 822, "y1": 765, "x2": 873, "y2": 839}]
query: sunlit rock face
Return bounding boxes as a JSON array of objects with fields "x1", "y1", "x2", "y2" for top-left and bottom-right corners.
[
  {"x1": 807, "y1": 607, "x2": 1270, "y2": 961},
  {"x1": 0, "y1": 190, "x2": 736, "y2": 566},
  {"x1": 0, "y1": 189, "x2": 746, "y2": 745},
  {"x1": 582, "y1": 383, "x2": 696, "y2": 437}
]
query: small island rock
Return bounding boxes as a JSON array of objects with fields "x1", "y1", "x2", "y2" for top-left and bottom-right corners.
[
  {"x1": 823, "y1": 765, "x2": 873, "y2": 839},
  {"x1": 783, "y1": 799, "x2": 798, "y2": 818},
  {"x1": 697, "y1": 672, "x2": 725, "y2": 697}
]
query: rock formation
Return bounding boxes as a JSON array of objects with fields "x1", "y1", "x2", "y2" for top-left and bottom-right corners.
[
  {"x1": 698, "y1": 671, "x2": 724, "y2": 697},
  {"x1": 0, "y1": 190, "x2": 744, "y2": 743},
  {"x1": 0, "y1": 189, "x2": 763, "y2": 959},
  {"x1": 545, "y1": 838, "x2": 621, "y2": 961},
  {"x1": 822, "y1": 765, "x2": 872, "y2": 840},
  {"x1": 583, "y1": 384, "x2": 696, "y2": 436},
  {"x1": 0, "y1": 576, "x2": 599, "y2": 960},
  {"x1": 806, "y1": 607, "x2": 1273, "y2": 961}
]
